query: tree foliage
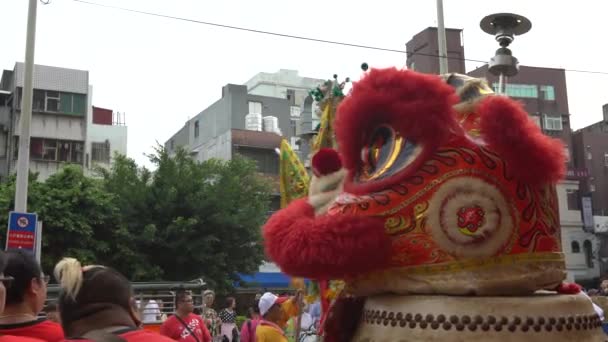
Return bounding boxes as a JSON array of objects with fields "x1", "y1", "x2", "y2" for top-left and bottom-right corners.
[{"x1": 0, "y1": 147, "x2": 272, "y2": 292}]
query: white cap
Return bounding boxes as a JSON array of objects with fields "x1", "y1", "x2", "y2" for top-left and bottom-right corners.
[{"x1": 258, "y1": 292, "x2": 288, "y2": 316}]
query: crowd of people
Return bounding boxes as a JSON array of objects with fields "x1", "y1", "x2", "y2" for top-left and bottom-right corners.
[{"x1": 0, "y1": 248, "x2": 317, "y2": 342}]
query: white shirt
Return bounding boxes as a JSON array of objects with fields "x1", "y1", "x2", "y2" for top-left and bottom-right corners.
[
  {"x1": 300, "y1": 312, "x2": 314, "y2": 331},
  {"x1": 142, "y1": 300, "x2": 161, "y2": 323}
]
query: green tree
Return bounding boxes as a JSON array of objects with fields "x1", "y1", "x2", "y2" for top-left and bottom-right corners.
[
  {"x1": 146, "y1": 147, "x2": 271, "y2": 292},
  {"x1": 0, "y1": 147, "x2": 272, "y2": 291},
  {"x1": 0, "y1": 166, "x2": 126, "y2": 275}
]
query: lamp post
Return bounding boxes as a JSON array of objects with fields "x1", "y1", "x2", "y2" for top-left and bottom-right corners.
[{"x1": 480, "y1": 13, "x2": 531, "y2": 94}]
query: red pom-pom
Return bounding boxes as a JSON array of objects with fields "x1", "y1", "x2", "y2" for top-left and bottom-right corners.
[
  {"x1": 555, "y1": 282, "x2": 581, "y2": 294},
  {"x1": 312, "y1": 148, "x2": 342, "y2": 177}
]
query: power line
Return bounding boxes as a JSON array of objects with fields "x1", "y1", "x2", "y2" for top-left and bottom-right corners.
[{"x1": 71, "y1": 0, "x2": 608, "y2": 76}]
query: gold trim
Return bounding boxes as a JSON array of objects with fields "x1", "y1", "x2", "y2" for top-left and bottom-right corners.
[{"x1": 360, "y1": 252, "x2": 564, "y2": 278}]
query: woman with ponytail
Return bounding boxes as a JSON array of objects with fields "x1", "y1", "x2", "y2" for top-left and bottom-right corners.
[{"x1": 54, "y1": 258, "x2": 173, "y2": 342}]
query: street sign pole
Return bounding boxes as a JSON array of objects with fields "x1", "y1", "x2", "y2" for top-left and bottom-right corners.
[
  {"x1": 35, "y1": 221, "x2": 42, "y2": 263},
  {"x1": 15, "y1": 0, "x2": 38, "y2": 213}
]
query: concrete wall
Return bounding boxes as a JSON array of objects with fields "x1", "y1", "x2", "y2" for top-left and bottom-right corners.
[
  {"x1": 13, "y1": 113, "x2": 85, "y2": 141},
  {"x1": 166, "y1": 123, "x2": 190, "y2": 154},
  {"x1": 167, "y1": 83, "x2": 293, "y2": 158},
  {"x1": 87, "y1": 125, "x2": 127, "y2": 165},
  {"x1": 192, "y1": 130, "x2": 232, "y2": 162},
  {"x1": 85, "y1": 87, "x2": 127, "y2": 170},
  {"x1": 572, "y1": 123, "x2": 608, "y2": 215},
  {"x1": 405, "y1": 27, "x2": 466, "y2": 74},
  {"x1": 558, "y1": 180, "x2": 601, "y2": 281},
  {"x1": 13, "y1": 62, "x2": 88, "y2": 94},
  {"x1": 244, "y1": 69, "x2": 324, "y2": 108}
]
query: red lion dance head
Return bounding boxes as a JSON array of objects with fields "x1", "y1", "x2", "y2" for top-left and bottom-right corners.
[{"x1": 264, "y1": 68, "x2": 566, "y2": 299}]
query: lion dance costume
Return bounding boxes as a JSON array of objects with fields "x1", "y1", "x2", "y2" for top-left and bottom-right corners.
[{"x1": 264, "y1": 67, "x2": 605, "y2": 341}]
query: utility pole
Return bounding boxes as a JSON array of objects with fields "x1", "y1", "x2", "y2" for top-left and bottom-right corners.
[
  {"x1": 15, "y1": 0, "x2": 38, "y2": 213},
  {"x1": 436, "y1": 0, "x2": 449, "y2": 74}
]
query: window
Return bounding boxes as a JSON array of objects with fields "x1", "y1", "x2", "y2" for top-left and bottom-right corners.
[
  {"x1": 566, "y1": 189, "x2": 580, "y2": 210},
  {"x1": 194, "y1": 120, "x2": 200, "y2": 138},
  {"x1": 28, "y1": 138, "x2": 83, "y2": 163},
  {"x1": 45, "y1": 91, "x2": 60, "y2": 112},
  {"x1": 540, "y1": 85, "x2": 555, "y2": 100},
  {"x1": 493, "y1": 83, "x2": 538, "y2": 98},
  {"x1": 248, "y1": 101, "x2": 262, "y2": 115},
  {"x1": 32, "y1": 90, "x2": 45, "y2": 111},
  {"x1": 43, "y1": 139, "x2": 57, "y2": 160},
  {"x1": 91, "y1": 141, "x2": 110, "y2": 163},
  {"x1": 290, "y1": 118, "x2": 298, "y2": 137},
  {"x1": 71, "y1": 142, "x2": 84, "y2": 163},
  {"x1": 58, "y1": 141, "x2": 71, "y2": 162},
  {"x1": 60, "y1": 93, "x2": 87, "y2": 115},
  {"x1": 290, "y1": 106, "x2": 301, "y2": 118},
  {"x1": 583, "y1": 240, "x2": 594, "y2": 268},
  {"x1": 564, "y1": 146, "x2": 570, "y2": 162},
  {"x1": 604, "y1": 153, "x2": 608, "y2": 167},
  {"x1": 30, "y1": 90, "x2": 86, "y2": 114},
  {"x1": 530, "y1": 115, "x2": 541, "y2": 127},
  {"x1": 571, "y1": 241, "x2": 580, "y2": 253},
  {"x1": 543, "y1": 116, "x2": 563, "y2": 131},
  {"x1": 290, "y1": 137, "x2": 300, "y2": 151},
  {"x1": 170, "y1": 140, "x2": 175, "y2": 150}
]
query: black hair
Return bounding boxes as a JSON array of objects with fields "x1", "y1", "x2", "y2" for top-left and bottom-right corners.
[
  {"x1": 54, "y1": 258, "x2": 134, "y2": 333},
  {"x1": 4, "y1": 249, "x2": 42, "y2": 305},
  {"x1": 174, "y1": 290, "x2": 190, "y2": 309},
  {"x1": 45, "y1": 301, "x2": 58, "y2": 312},
  {"x1": 251, "y1": 299, "x2": 260, "y2": 316},
  {"x1": 226, "y1": 297, "x2": 235, "y2": 308},
  {"x1": 0, "y1": 250, "x2": 7, "y2": 274}
]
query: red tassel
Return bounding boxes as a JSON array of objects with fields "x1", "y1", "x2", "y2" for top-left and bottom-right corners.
[{"x1": 556, "y1": 282, "x2": 582, "y2": 294}]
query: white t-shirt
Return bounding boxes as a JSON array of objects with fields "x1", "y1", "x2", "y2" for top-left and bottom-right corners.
[
  {"x1": 142, "y1": 299, "x2": 161, "y2": 323},
  {"x1": 300, "y1": 312, "x2": 314, "y2": 331}
]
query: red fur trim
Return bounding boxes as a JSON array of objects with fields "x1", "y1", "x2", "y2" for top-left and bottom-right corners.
[
  {"x1": 478, "y1": 96, "x2": 566, "y2": 185},
  {"x1": 312, "y1": 148, "x2": 342, "y2": 177},
  {"x1": 263, "y1": 198, "x2": 391, "y2": 279},
  {"x1": 555, "y1": 282, "x2": 582, "y2": 294},
  {"x1": 335, "y1": 68, "x2": 462, "y2": 194}
]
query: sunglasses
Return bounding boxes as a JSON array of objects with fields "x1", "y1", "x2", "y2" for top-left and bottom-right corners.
[{"x1": 39, "y1": 275, "x2": 50, "y2": 285}]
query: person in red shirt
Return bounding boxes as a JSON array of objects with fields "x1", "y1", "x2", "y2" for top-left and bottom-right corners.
[
  {"x1": 0, "y1": 250, "x2": 43, "y2": 342},
  {"x1": 0, "y1": 250, "x2": 63, "y2": 342},
  {"x1": 160, "y1": 291, "x2": 211, "y2": 342},
  {"x1": 52, "y1": 257, "x2": 173, "y2": 342}
]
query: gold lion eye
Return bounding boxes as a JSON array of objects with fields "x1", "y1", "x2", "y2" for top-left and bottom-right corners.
[{"x1": 356, "y1": 125, "x2": 422, "y2": 183}]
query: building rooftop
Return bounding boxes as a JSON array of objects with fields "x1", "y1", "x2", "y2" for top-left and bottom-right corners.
[
  {"x1": 10, "y1": 62, "x2": 89, "y2": 94},
  {"x1": 231, "y1": 129, "x2": 282, "y2": 150}
]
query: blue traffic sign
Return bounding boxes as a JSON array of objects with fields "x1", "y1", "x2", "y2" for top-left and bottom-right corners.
[{"x1": 6, "y1": 212, "x2": 38, "y2": 251}]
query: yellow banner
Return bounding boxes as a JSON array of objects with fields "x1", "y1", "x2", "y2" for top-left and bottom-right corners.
[
  {"x1": 279, "y1": 139, "x2": 310, "y2": 209},
  {"x1": 312, "y1": 103, "x2": 336, "y2": 153}
]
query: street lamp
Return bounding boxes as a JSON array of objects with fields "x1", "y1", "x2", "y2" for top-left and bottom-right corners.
[{"x1": 480, "y1": 13, "x2": 531, "y2": 94}]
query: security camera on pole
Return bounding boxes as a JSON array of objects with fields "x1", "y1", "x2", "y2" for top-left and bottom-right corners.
[
  {"x1": 480, "y1": 13, "x2": 531, "y2": 94},
  {"x1": 7, "y1": 0, "x2": 42, "y2": 263}
]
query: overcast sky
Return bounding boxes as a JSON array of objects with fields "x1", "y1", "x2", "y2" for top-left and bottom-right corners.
[{"x1": 2, "y1": 0, "x2": 607, "y2": 168}]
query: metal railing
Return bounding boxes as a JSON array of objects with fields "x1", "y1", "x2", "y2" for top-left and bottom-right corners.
[{"x1": 43, "y1": 280, "x2": 208, "y2": 324}]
